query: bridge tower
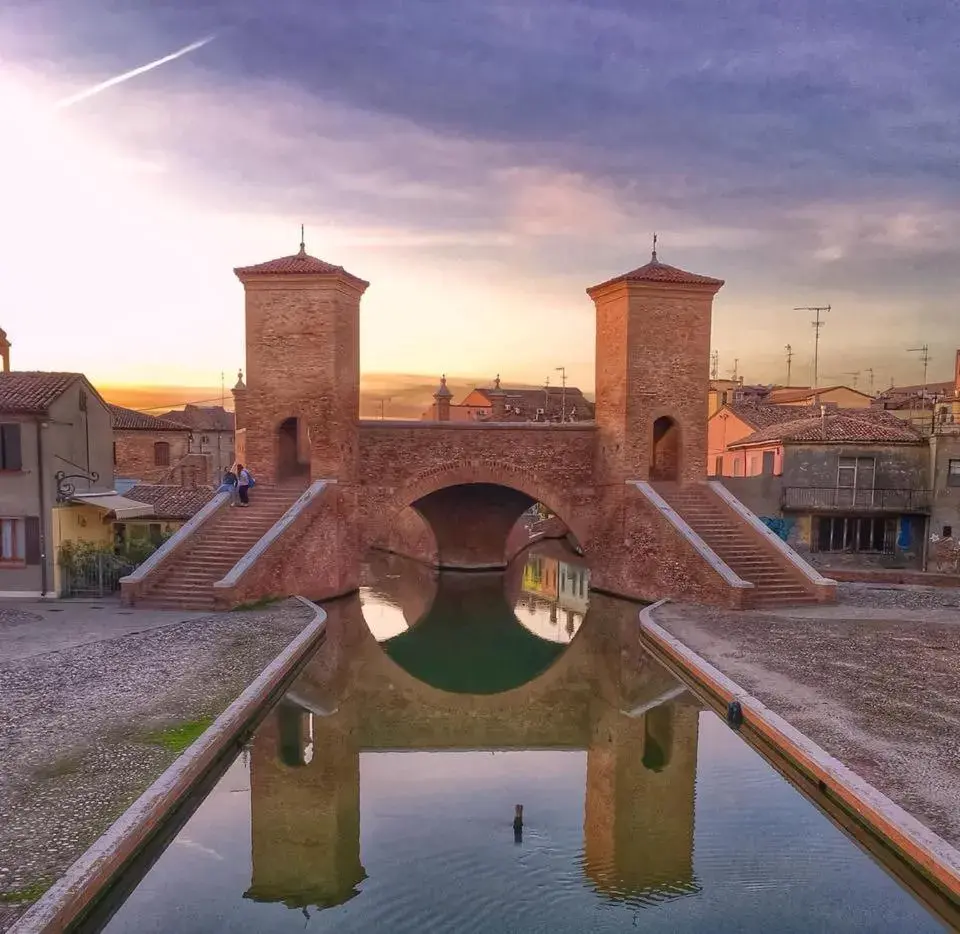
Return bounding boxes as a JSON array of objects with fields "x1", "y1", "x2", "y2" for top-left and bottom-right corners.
[
  {"x1": 233, "y1": 238, "x2": 368, "y2": 485},
  {"x1": 589, "y1": 246, "x2": 724, "y2": 484}
]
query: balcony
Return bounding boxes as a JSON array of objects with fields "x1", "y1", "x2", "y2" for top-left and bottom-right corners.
[{"x1": 781, "y1": 487, "x2": 932, "y2": 513}]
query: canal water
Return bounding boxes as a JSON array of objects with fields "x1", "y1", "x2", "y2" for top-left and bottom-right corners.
[{"x1": 97, "y1": 544, "x2": 948, "y2": 933}]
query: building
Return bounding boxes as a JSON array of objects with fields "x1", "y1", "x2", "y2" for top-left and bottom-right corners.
[
  {"x1": 718, "y1": 407, "x2": 928, "y2": 568},
  {"x1": 53, "y1": 483, "x2": 214, "y2": 596},
  {"x1": 156, "y1": 404, "x2": 236, "y2": 479},
  {"x1": 873, "y1": 354, "x2": 960, "y2": 436},
  {"x1": 0, "y1": 370, "x2": 115, "y2": 596},
  {"x1": 110, "y1": 405, "x2": 203, "y2": 486},
  {"x1": 708, "y1": 402, "x2": 809, "y2": 476},
  {"x1": 707, "y1": 380, "x2": 770, "y2": 417},
  {"x1": 422, "y1": 376, "x2": 595, "y2": 422},
  {"x1": 765, "y1": 385, "x2": 874, "y2": 408}
]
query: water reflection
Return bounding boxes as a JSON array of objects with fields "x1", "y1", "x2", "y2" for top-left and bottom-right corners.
[
  {"x1": 358, "y1": 544, "x2": 590, "y2": 693},
  {"x1": 99, "y1": 563, "x2": 947, "y2": 934},
  {"x1": 243, "y1": 594, "x2": 700, "y2": 916}
]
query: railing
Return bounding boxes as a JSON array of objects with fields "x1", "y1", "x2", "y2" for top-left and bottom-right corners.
[
  {"x1": 781, "y1": 487, "x2": 932, "y2": 512},
  {"x1": 61, "y1": 553, "x2": 135, "y2": 597}
]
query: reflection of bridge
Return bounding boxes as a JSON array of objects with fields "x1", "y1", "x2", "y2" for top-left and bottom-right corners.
[{"x1": 244, "y1": 596, "x2": 702, "y2": 912}]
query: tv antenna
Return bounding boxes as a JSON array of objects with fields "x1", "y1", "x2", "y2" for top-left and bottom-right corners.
[
  {"x1": 794, "y1": 304, "x2": 831, "y2": 400},
  {"x1": 907, "y1": 344, "x2": 931, "y2": 402},
  {"x1": 784, "y1": 344, "x2": 793, "y2": 386}
]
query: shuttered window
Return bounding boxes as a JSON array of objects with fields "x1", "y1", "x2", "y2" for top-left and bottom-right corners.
[
  {"x1": 0, "y1": 518, "x2": 27, "y2": 563},
  {"x1": 0, "y1": 423, "x2": 22, "y2": 470}
]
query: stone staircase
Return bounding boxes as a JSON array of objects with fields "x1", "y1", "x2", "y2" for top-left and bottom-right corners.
[
  {"x1": 136, "y1": 485, "x2": 306, "y2": 610},
  {"x1": 656, "y1": 483, "x2": 819, "y2": 607}
]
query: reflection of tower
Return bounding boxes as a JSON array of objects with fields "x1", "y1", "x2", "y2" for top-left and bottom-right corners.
[
  {"x1": 584, "y1": 702, "x2": 699, "y2": 901},
  {"x1": 245, "y1": 702, "x2": 365, "y2": 910}
]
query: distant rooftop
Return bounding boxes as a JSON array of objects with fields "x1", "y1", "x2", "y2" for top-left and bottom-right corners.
[{"x1": 109, "y1": 404, "x2": 190, "y2": 432}]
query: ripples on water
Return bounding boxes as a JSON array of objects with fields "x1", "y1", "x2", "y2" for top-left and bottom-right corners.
[{"x1": 99, "y1": 549, "x2": 947, "y2": 934}]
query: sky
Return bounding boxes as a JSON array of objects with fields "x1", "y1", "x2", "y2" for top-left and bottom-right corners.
[{"x1": 2, "y1": 0, "x2": 959, "y2": 406}]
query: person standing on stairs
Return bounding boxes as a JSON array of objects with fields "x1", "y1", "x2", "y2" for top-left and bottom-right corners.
[{"x1": 236, "y1": 463, "x2": 253, "y2": 507}]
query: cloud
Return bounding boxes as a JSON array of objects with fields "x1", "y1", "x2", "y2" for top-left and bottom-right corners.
[{"x1": 2, "y1": 0, "x2": 959, "y2": 387}]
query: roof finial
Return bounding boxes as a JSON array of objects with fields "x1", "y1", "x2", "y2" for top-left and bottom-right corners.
[
  {"x1": 651, "y1": 231, "x2": 658, "y2": 262},
  {"x1": 298, "y1": 223, "x2": 306, "y2": 256},
  {"x1": 494, "y1": 373, "x2": 501, "y2": 390}
]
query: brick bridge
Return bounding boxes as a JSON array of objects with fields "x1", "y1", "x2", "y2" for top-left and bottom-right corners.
[{"x1": 122, "y1": 242, "x2": 836, "y2": 610}]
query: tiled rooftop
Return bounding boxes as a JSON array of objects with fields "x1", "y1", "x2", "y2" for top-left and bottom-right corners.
[
  {"x1": 721, "y1": 402, "x2": 813, "y2": 430},
  {"x1": 590, "y1": 254, "x2": 724, "y2": 292},
  {"x1": 157, "y1": 404, "x2": 235, "y2": 432},
  {"x1": 730, "y1": 409, "x2": 923, "y2": 447},
  {"x1": 234, "y1": 246, "x2": 367, "y2": 284},
  {"x1": 124, "y1": 484, "x2": 215, "y2": 520},
  {"x1": 109, "y1": 405, "x2": 190, "y2": 432},
  {"x1": 472, "y1": 385, "x2": 595, "y2": 421},
  {"x1": 0, "y1": 371, "x2": 81, "y2": 414}
]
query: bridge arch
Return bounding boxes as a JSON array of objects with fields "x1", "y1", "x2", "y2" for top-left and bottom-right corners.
[{"x1": 365, "y1": 460, "x2": 589, "y2": 570}]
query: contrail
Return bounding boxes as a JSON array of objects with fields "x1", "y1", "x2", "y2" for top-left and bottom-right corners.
[{"x1": 54, "y1": 35, "x2": 215, "y2": 109}]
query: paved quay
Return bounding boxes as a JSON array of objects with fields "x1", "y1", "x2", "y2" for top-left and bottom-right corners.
[
  {"x1": 0, "y1": 598, "x2": 314, "y2": 932},
  {"x1": 0, "y1": 598, "x2": 209, "y2": 661},
  {"x1": 653, "y1": 582, "x2": 960, "y2": 850}
]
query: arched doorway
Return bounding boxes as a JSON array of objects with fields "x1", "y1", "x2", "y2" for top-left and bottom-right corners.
[
  {"x1": 277, "y1": 417, "x2": 309, "y2": 482},
  {"x1": 651, "y1": 416, "x2": 680, "y2": 482}
]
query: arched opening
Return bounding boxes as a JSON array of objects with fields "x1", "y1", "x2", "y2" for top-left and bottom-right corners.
[
  {"x1": 277, "y1": 702, "x2": 315, "y2": 767},
  {"x1": 651, "y1": 416, "x2": 680, "y2": 482},
  {"x1": 277, "y1": 417, "x2": 309, "y2": 482}
]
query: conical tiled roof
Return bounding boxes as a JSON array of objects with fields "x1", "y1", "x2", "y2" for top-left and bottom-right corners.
[
  {"x1": 234, "y1": 242, "x2": 367, "y2": 286},
  {"x1": 234, "y1": 247, "x2": 345, "y2": 277},
  {"x1": 589, "y1": 251, "x2": 723, "y2": 292}
]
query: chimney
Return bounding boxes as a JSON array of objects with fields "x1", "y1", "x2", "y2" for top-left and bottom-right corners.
[
  {"x1": 954, "y1": 349, "x2": 960, "y2": 398},
  {"x1": 0, "y1": 328, "x2": 10, "y2": 372},
  {"x1": 433, "y1": 374, "x2": 453, "y2": 421}
]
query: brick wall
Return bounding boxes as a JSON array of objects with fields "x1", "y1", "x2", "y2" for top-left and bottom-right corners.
[
  {"x1": 236, "y1": 272, "x2": 366, "y2": 484},
  {"x1": 590, "y1": 484, "x2": 747, "y2": 608},
  {"x1": 591, "y1": 280, "x2": 719, "y2": 484},
  {"x1": 356, "y1": 422, "x2": 597, "y2": 555},
  {"x1": 113, "y1": 429, "x2": 191, "y2": 483}
]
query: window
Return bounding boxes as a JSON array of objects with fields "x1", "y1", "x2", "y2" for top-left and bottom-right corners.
[
  {"x1": 943, "y1": 525, "x2": 953, "y2": 538},
  {"x1": 153, "y1": 441, "x2": 170, "y2": 467},
  {"x1": 0, "y1": 518, "x2": 25, "y2": 563},
  {"x1": 0, "y1": 517, "x2": 37, "y2": 564},
  {"x1": 79, "y1": 390, "x2": 87, "y2": 412},
  {"x1": 813, "y1": 516, "x2": 893, "y2": 553},
  {"x1": 732, "y1": 458, "x2": 744, "y2": 477},
  {"x1": 748, "y1": 455, "x2": 760, "y2": 475},
  {"x1": 948, "y1": 460, "x2": 960, "y2": 488},
  {"x1": 112, "y1": 442, "x2": 117, "y2": 466},
  {"x1": 0, "y1": 423, "x2": 22, "y2": 471},
  {"x1": 837, "y1": 456, "x2": 876, "y2": 506}
]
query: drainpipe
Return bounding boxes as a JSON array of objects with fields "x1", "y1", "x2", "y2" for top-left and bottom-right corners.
[{"x1": 35, "y1": 416, "x2": 48, "y2": 597}]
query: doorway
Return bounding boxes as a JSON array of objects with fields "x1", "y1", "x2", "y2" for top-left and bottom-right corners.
[
  {"x1": 650, "y1": 416, "x2": 680, "y2": 481},
  {"x1": 277, "y1": 417, "x2": 309, "y2": 481}
]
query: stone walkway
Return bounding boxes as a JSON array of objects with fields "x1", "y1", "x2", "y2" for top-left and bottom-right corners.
[
  {"x1": 0, "y1": 598, "x2": 209, "y2": 661},
  {"x1": 653, "y1": 582, "x2": 960, "y2": 849},
  {"x1": 0, "y1": 599, "x2": 313, "y2": 931}
]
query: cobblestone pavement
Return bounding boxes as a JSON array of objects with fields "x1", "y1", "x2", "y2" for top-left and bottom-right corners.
[
  {"x1": 0, "y1": 600, "x2": 313, "y2": 931},
  {"x1": 653, "y1": 584, "x2": 960, "y2": 850}
]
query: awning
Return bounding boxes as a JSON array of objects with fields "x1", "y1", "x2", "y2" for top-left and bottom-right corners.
[{"x1": 69, "y1": 493, "x2": 154, "y2": 520}]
